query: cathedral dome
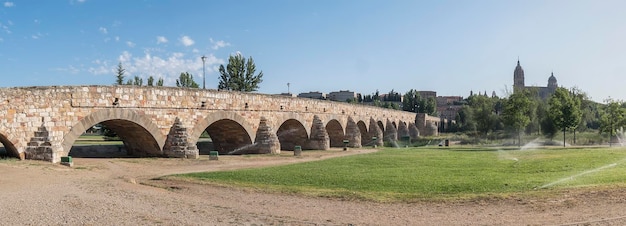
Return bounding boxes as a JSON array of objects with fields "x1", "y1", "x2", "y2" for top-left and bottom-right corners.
[{"x1": 548, "y1": 72, "x2": 557, "y2": 88}]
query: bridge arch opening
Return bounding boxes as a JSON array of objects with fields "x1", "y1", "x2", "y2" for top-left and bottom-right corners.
[
  {"x1": 377, "y1": 121, "x2": 385, "y2": 132},
  {"x1": 276, "y1": 119, "x2": 308, "y2": 151},
  {"x1": 325, "y1": 119, "x2": 344, "y2": 148},
  {"x1": 202, "y1": 119, "x2": 253, "y2": 155},
  {"x1": 357, "y1": 121, "x2": 369, "y2": 146},
  {"x1": 0, "y1": 133, "x2": 19, "y2": 159},
  {"x1": 68, "y1": 119, "x2": 162, "y2": 158}
]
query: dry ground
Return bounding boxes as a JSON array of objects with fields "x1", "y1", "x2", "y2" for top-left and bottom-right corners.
[{"x1": 2, "y1": 149, "x2": 626, "y2": 225}]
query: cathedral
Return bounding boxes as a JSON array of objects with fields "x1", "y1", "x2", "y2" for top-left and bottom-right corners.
[{"x1": 513, "y1": 60, "x2": 558, "y2": 99}]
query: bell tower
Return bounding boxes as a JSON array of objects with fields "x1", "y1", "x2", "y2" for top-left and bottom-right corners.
[{"x1": 513, "y1": 60, "x2": 525, "y2": 91}]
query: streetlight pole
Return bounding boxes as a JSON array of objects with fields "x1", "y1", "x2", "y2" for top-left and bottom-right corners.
[
  {"x1": 287, "y1": 82, "x2": 290, "y2": 94},
  {"x1": 201, "y1": 55, "x2": 207, "y2": 89}
]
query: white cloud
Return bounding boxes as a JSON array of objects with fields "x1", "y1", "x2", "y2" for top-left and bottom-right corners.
[
  {"x1": 90, "y1": 51, "x2": 224, "y2": 86},
  {"x1": 52, "y1": 65, "x2": 80, "y2": 74},
  {"x1": 115, "y1": 36, "x2": 119, "y2": 42},
  {"x1": 210, "y1": 38, "x2": 230, "y2": 50},
  {"x1": 179, "y1": 35, "x2": 194, "y2": 46},
  {"x1": 126, "y1": 41, "x2": 135, "y2": 47},
  {"x1": 99, "y1": 27, "x2": 107, "y2": 34},
  {"x1": 118, "y1": 51, "x2": 132, "y2": 63},
  {"x1": 0, "y1": 21, "x2": 11, "y2": 34},
  {"x1": 88, "y1": 60, "x2": 112, "y2": 75},
  {"x1": 156, "y1": 36, "x2": 168, "y2": 44},
  {"x1": 4, "y1": 2, "x2": 14, "y2": 7}
]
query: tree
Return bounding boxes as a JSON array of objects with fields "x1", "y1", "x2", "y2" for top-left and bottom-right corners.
[
  {"x1": 147, "y1": 76, "x2": 154, "y2": 86},
  {"x1": 176, "y1": 72, "x2": 199, "y2": 88},
  {"x1": 115, "y1": 62, "x2": 125, "y2": 85},
  {"x1": 402, "y1": 89, "x2": 421, "y2": 112},
  {"x1": 502, "y1": 91, "x2": 532, "y2": 146},
  {"x1": 599, "y1": 98, "x2": 626, "y2": 146},
  {"x1": 548, "y1": 87, "x2": 582, "y2": 147},
  {"x1": 156, "y1": 77, "x2": 164, "y2": 86},
  {"x1": 132, "y1": 76, "x2": 143, "y2": 86},
  {"x1": 218, "y1": 53, "x2": 263, "y2": 92},
  {"x1": 468, "y1": 94, "x2": 499, "y2": 135},
  {"x1": 402, "y1": 90, "x2": 438, "y2": 115},
  {"x1": 456, "y1": 106, "x2": 477, "y2": 132}
]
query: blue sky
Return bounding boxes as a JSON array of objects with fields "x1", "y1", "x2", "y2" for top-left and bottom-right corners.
[{"x1": 1, "y1": 1, "x2": 625, "y2": 102}]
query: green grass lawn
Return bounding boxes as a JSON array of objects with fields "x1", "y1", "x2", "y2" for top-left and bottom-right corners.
[
  {"x1": 173, "y1": 146, "x2": 626, "y2": 202},
  {"x1": 74, "y1": 134, "x2": 123, "y2": 145}
]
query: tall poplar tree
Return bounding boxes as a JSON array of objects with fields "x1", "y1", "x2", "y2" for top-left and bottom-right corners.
[
  {"x1": 218, "y1": 53, "x2": 263, "y2": 92},
  {"x1": 115, "y1": 62, "x2": 125, "y2": 85}
]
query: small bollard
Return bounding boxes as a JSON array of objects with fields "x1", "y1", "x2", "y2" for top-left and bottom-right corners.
[
  {"x1": 61, "y1": 156, "x2": 73, "y2": 167},
  {"x1": 209, "y1": 151, "x2": 219, "y2": 160},
  {"x1": 294, "y1": 146, "x2": 302, "y2": 156},
  {"x1": 372, "y1": 137, "x2": 378, "y2": 148},
  {"x1": 343, "y1": 140, "x2": 349, "y2": 151}
]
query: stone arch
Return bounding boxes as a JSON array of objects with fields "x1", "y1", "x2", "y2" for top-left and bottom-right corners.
[
  {"x1": 204, "y1": 119, "x2": 253, "y2": 154},
  {"x1": 325, "y1": 119, "x2": 345, "y2": 148},
  {"x1": 277, "y1": 119, "x2": 309, "y2": 151},
  {"x1": 61, "y1": 108, "x2": 165, "y2": 157},
  {"x1": 189, "y1": 111, "x2": 255, "y2": 145},
  {"x1": 357, "y1": 120, "x2": 369, "y2": 146},
  {"x1": 377, "y1": 120, "x2": 385, "y2": 132},
  {"x1": 0, "y1": 132, "x2": 19, "y2": 159},
  {"x1": 271, "y1": 113, "x2": 311, "y2": 137}
]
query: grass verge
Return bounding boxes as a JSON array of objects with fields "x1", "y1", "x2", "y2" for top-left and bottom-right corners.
[{"x1": 170, "y1": 146, "x2": 626, "y2": 202}]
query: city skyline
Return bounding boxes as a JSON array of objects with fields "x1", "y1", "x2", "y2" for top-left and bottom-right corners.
[{"x1": 1, "y1": 1, "x2": 625, "y2": 102}]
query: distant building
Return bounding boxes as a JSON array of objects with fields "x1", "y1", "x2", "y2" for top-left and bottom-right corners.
[
  {"x1": 417, "y1": 91, "x2": 436, "y2": 99},
  {"x1": 328, "y1": 90, "x2": 358, "y2": 102},
  {"x1": 436, "y1": 96, "x2": 463, "y2": 106},
  {"x1": 438, "y1": 105, "x2": 464, "y2": 121},
  {"x1": 298, "y1": 91, "x2": 326, "y2": 99},
  {"x1": 513, "y1": 60, "x2": 558, "y2": 99},
  {"x1": 278, "y1": 93, "x2": 296, "y2": 97}
]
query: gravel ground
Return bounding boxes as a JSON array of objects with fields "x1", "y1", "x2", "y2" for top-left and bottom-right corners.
[{"x1": 2, "y1": 149, "x2": 626, "y2": 225}]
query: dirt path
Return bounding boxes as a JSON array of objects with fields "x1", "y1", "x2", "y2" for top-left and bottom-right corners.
[{"x1": 2, "y1": 149, "x2": 626, "y2": 225}]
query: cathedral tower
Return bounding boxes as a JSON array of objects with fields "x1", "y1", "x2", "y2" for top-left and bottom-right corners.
[
  {"x1": 513, "y1": 60, "x2": 525, "y2": 90},
  {"x1": 548, "y1": 72, "x2": 557, "y2": 91}
]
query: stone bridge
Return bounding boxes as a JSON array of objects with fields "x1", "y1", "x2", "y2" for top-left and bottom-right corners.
[{"x1": 0, "y1": 86, "x2": 440, "y2": 163}]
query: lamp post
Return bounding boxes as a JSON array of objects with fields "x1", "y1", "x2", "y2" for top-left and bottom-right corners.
[
  {"x1": 287, "y1": 82, "x2": 290, "y2": 94},
  {"x1": 201, "y1": 55, "x2": 207, "y2": 89}
]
